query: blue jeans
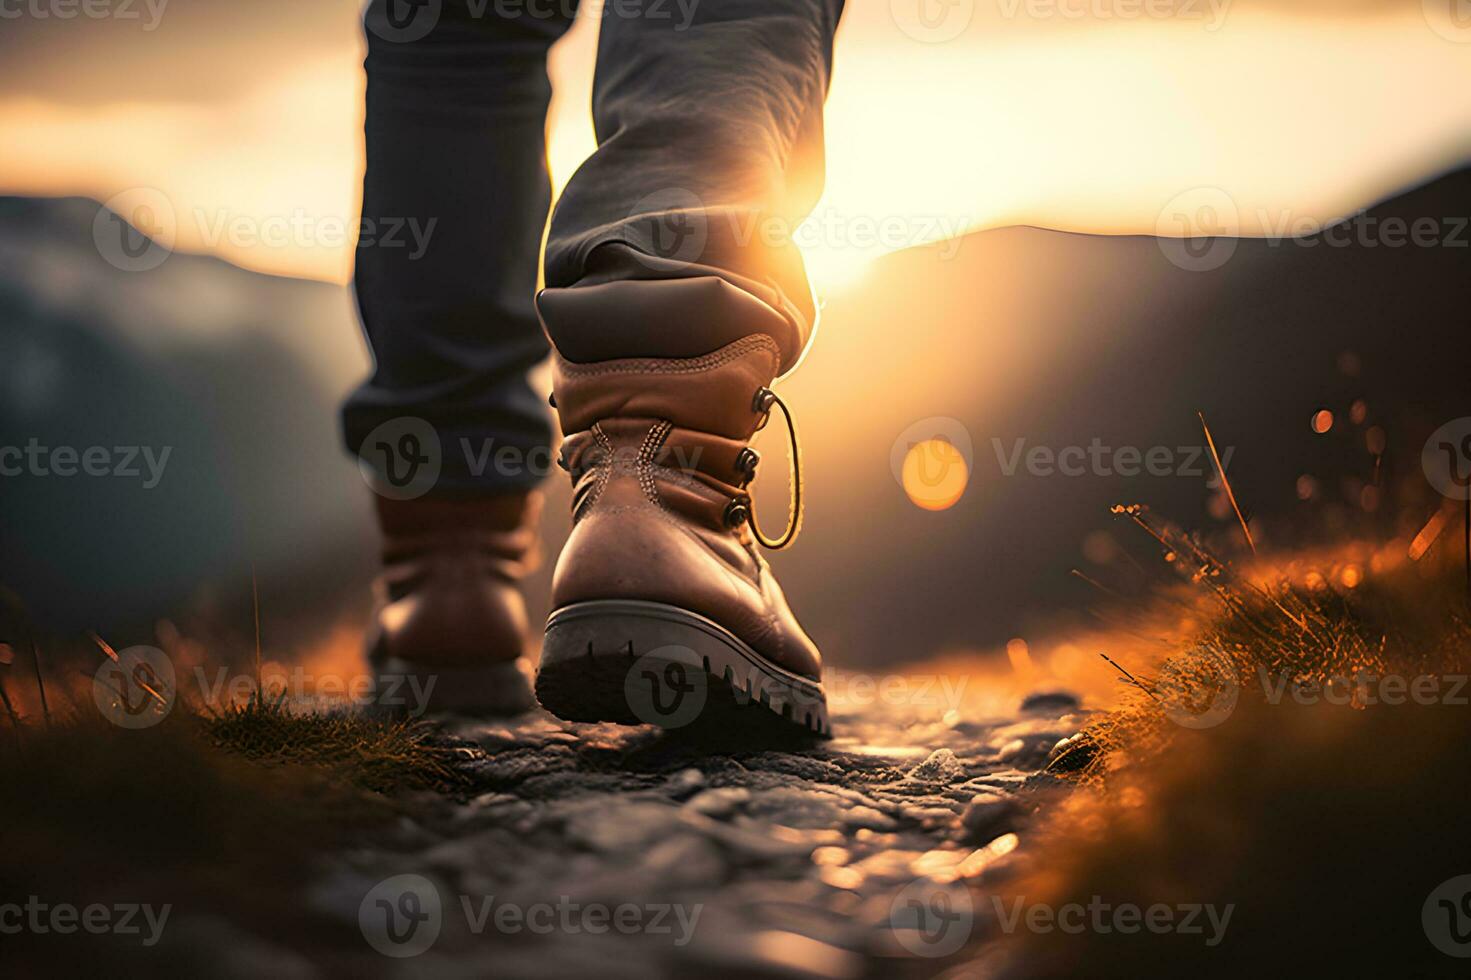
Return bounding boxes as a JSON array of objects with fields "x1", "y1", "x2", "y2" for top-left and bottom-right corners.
[{"x1": 342, "y1": 0, "x2": 843, "y2": 494}]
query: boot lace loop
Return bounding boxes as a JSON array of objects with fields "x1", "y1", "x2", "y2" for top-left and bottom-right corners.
[{"x1": 743, "y1": 387, "x2": 803, "y2": 550}]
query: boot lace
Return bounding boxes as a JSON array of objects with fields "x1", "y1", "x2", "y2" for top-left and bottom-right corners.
[{"x1": 741, "y1": 387, "x2": 803, "y2": 550}]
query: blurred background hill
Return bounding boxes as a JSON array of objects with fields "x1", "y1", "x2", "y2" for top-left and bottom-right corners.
[{"x1": 3, "y1": 163, "x2": 1466, "y2": 667}]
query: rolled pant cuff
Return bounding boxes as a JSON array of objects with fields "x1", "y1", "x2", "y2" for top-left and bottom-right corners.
[{"x1": 536, "y1": 243, "x2": 813, "y2": 374}]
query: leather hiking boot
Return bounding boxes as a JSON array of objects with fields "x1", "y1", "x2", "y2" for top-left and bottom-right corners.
[
  {"x1": 366, "y1": 492, "x2": 541, "y2": 715},
  {"x1": 534, "y1": 333, "x2": 830, "y2": 736}
]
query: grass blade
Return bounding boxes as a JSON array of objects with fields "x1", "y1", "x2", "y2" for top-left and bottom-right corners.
[{"x1": 1199, "y1": 411, "x2": 1256, "y2": 556}]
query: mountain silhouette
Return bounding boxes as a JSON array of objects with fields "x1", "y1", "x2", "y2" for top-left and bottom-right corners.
[{"x1": 2, "y1": 169, "x2": 1466, "y2": 663}]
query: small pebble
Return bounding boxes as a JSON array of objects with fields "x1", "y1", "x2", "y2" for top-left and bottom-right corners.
[
  {"x1": 906, "y1": 748, "x2": 964, "y2": 783},
  {"x1": 1020, "y1": 690, "x2": 1081, "y2": 715},
  {"x1": 958, "y1": 792, "x2": 1020, "y2": 842}
]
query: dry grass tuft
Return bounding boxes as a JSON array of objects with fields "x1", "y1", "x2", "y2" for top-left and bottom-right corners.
[
  {"x1": 202, "y1": 694, "x2": 475, "y2": 794},
  {"x1": 1048, "y1": 507, "x2": 1471, "y2": 786},
  {"x1": 978, "y1": 515, "x2": 1471, "y2": 977}
]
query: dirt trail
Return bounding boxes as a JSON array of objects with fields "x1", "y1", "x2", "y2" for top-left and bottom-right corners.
[{"x1": 259, "y1": 693, "x2": 1084, "y2": 978}]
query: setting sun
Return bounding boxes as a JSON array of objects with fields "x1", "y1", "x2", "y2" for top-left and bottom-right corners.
[{"x1": 4, "y1": 9, "x2": 1468, "y2": 293}]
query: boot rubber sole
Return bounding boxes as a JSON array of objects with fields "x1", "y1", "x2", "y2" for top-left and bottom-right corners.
[{"x1": 536, "y1": 599, "x2": 830, "y2": 737}]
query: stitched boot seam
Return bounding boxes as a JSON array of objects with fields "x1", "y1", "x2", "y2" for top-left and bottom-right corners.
[{"x1": 555, "y1": 335, "x2": 779, "y2": 378}]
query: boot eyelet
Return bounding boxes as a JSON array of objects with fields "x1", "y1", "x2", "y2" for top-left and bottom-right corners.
[
  {"x1": 735, "y1": 447, "x2": 760, "y2": 483},
  {"x1": 723, "y1": 500, "x2": 750, "y2": 530},
  {"x1": 752, "y1": 387, "x2": 776, "y2": 415}
]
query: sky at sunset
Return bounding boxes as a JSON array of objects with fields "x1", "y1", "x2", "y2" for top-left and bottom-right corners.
[{"x1": 2, "y1": 2, "x2": 1468, "y2": 290}]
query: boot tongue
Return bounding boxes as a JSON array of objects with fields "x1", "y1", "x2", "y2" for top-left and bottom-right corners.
[{"x1": 551, "y1": 334, "x2": 781, "y2": 440}]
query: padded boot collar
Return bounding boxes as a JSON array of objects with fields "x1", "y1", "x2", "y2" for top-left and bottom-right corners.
[{"x1": 551, "y1": 334, "x2": 781, "y2": 440}]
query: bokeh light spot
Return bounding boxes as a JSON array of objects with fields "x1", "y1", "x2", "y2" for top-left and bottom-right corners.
[
  {"x1": 901, "y1": 438, "x2": 969, "y2": 511},
  {"x1": 1005, "y1": 638, "x2": 1033, "y2": 676}
]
